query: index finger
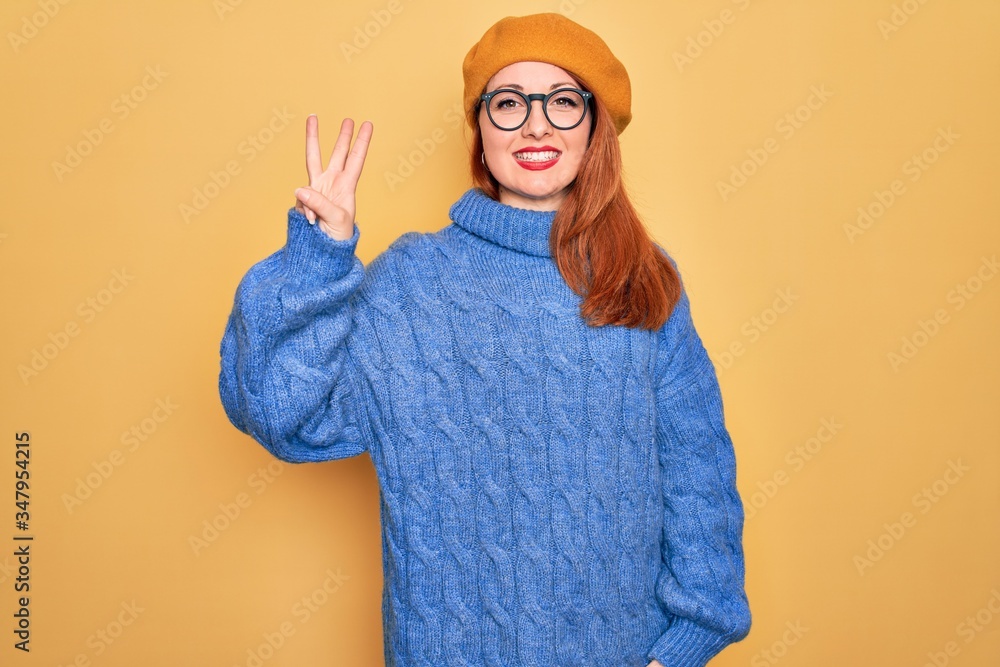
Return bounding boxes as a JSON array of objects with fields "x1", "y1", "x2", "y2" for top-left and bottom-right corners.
[{"x1": 305, "y1": 114, "x2": 323, "y2": 182}]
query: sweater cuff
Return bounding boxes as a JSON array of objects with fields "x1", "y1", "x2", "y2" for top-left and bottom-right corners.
[
  {"x1": 281, "y1": 206, "x2": 361, "y2": 285},
  {"x1": 647, "y1": 617, "x2": 731, "y2": 667}
]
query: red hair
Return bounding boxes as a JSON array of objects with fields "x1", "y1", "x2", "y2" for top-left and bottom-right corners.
[{"x1": 468, "y1": 78, "x2": 682, "y2": 330}]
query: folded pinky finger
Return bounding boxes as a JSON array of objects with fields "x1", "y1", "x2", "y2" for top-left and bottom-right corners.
[{"x1": 295, "y1": 188, "x2": 318, "y2": 225}]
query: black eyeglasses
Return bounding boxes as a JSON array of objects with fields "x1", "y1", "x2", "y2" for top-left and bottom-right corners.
[{"x1": 479, "y1": 87, "x2": 593, "y2": 131}]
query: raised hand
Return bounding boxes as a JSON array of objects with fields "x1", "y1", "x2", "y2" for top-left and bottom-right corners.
[{"x1": 293, "y1": 115, "x2": 373, "y2": 241}]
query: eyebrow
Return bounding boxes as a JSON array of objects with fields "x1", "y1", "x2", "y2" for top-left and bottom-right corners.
[{"x1": 490, "y1": 82, "x2": 577, "y2": 91}]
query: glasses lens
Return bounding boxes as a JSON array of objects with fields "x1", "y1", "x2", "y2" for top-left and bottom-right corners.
[
  {"x1": 488, "y1": 91, "x2": 528, "y2": 130},
  {"x1": 487, "y1": 89, "x2": 588, "y2": 130},
  {"x1": 545, "y1": 90, "x2": 586, "y2": 129}
]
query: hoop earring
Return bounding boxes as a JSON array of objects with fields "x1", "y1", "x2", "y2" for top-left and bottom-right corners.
[{"x1": 481, "y1": 151, "x2": 488, "y2": 171}]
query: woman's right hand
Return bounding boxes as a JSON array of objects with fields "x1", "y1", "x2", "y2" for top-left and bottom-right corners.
[{"x1": 293, "y1": 115, "x2": 373, "y2": 241}]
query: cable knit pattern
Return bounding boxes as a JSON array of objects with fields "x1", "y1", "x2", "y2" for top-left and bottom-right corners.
[{"x1": 218, "y1": 188, "x2": 751, "y2": 667}]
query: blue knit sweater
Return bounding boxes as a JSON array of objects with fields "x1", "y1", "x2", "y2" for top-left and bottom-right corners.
[{"x1": 218, "y1": 187, "x2": 751, "y2": 667}]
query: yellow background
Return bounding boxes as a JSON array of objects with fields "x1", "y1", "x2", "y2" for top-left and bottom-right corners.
[{"x1": 2, "y1": 0, "x2": 998, "y2": 665}]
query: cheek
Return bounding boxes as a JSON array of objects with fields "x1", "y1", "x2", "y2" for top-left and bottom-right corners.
[
  {"x1": 566, "y1": 129, "x2": 591, "y2": 161},
  {"x1": 483, "y1": 133, "x2": 515, "y2": 170},
  {"x1": 479, "y1": 111, "x2": 508, "y2": 154},
  {"x1": 480, "y1": 126, "x2": 502, "y2": 155}
]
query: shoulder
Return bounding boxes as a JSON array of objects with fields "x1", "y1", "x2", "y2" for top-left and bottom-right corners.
[
  {"x1": 374, "y1": 229, "x2": 430, "y2": 263},
  {"x1": 367, "y1": 228, "x2": 444, "y2": 272},
  {"x1": 652, "y1": 241, "x2": 683, "y2": 283},
  {"x1": 649, "y1": 242, "x2": 706, "y2": 380},
  {"x1": 650, "y1": 241, "x2": 692, "y2": 331},
  {"x1": 357, "y1": 228, "x2": 448, "y2": 300}
]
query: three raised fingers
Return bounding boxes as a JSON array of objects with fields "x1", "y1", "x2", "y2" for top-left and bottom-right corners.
[
  {"x1": 308, "y1": 117, "x2": 373, "y2": 184},
  {"x1": 301, "y1": 116, "x2": 373, "y2": 224}
]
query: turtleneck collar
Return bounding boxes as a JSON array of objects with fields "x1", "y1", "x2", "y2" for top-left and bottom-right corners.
[{"x1": 448, "y1": 188, "x2": 557, "y2": 257}]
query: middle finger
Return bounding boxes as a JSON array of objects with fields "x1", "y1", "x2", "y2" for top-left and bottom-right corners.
[{"x1": 326, "y1": 118, "x2": 356, "y2": 174}]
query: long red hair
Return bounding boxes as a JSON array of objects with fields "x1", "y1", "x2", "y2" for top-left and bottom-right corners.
[{"x1": 469, "y1": 77, "x2": 682, "y2": 331}]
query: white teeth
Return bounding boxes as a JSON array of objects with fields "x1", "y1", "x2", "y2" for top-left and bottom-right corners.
[{"x1": 514, "y1": 151, "x2": 560, "y2": 162}]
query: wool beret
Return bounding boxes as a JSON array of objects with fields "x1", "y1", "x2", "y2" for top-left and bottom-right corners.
[{"x1": 462, "y1": 13, "x2": 632, "y2": 136}]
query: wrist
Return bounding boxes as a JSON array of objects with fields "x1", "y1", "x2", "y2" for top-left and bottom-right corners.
[{"x1": 318, "y1": 218, "x2": 355, "y2": 242}]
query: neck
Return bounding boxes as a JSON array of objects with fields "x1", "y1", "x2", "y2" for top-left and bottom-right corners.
[{"x1": 449, "y1": 188, "x2": 559, "y2": 257}]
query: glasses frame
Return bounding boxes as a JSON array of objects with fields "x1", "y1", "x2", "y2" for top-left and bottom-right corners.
[{"x1": 479, "y1": 87, "x2": 594, "y2": 131}]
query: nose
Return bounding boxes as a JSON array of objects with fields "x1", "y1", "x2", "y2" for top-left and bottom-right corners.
[{"x1": 522, "y1": 99, "x2": 553, "y2": 137}]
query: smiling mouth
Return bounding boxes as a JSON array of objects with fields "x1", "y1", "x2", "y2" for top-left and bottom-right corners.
[{"x1": 513, "y1": 150, "x2": 561, "y2": 162}]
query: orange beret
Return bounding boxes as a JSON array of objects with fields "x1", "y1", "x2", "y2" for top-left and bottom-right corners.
[{"x1": 462, "y1": 13, "x2": 632, "y2": 136}]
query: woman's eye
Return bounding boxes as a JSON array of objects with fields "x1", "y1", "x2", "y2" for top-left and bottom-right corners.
[{"x1": 493, "y1": 96, "x2": 523, "y2": 111}]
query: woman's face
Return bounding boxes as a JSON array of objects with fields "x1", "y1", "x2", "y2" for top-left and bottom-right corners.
[{"x1": 479, "y1": 61, "x2": 592, "y2": 212}]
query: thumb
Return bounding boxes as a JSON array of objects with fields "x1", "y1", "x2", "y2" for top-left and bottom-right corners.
[{"x1": 294, "y1": 187, "x2": 353, "y2": 241}]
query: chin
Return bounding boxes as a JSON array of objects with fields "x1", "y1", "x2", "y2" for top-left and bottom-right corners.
[{"x1": 509, "y1": 177, "x2": 571, "y2": 199}]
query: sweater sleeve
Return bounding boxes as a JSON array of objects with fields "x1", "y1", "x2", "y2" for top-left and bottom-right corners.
[
  {"x1": 218, "y1": 206, "x2": 369, "y2": 463},
  {"x1": 645, "y1": 281, "x2": 752, "y2": 667}
]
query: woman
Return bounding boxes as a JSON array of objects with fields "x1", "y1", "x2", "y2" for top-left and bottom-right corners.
[{"x1": 219, "y1": 12, "x2": 751, "y2": 667}]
